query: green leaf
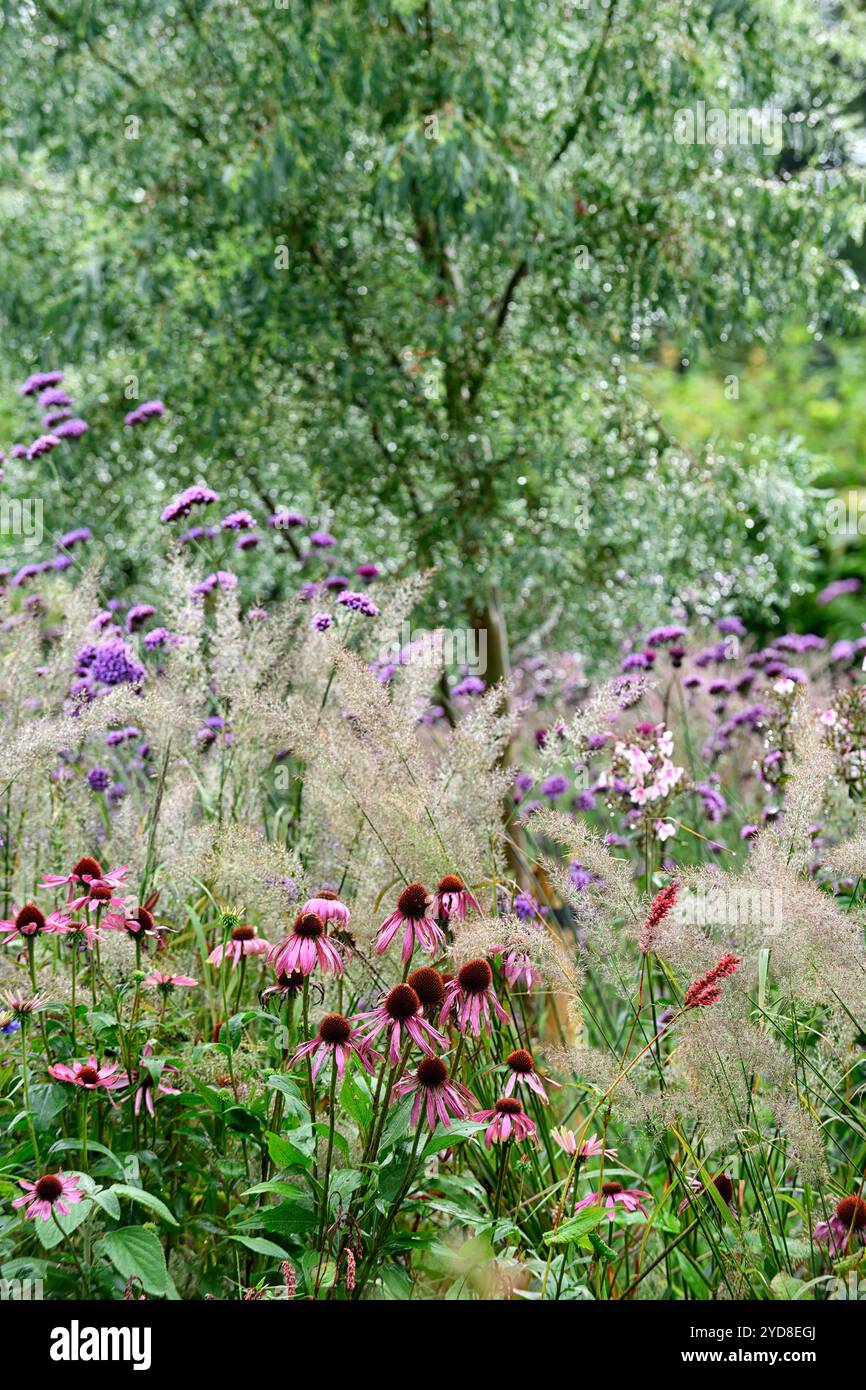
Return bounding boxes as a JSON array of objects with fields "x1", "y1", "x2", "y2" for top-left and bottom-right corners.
[
  {"x1": 229, "y1": 1235, "x2": 288, "y2": 1259},
  {"x1": 544, "y1": 1207, "x2": 612, "y2": 1247},
  {"x1": 260, "y1": 1200, "x2": 318, "y2": 1236},
  {"x1": 266, "y1": 1130, "x2": 311, "y2": 1170},
  {"x1": 34, "y1": 1197, "x2": 92, "y2": 1249},
  {"x1": 110, "y1": 1184, "x2": 179, "y2": 1227},
  {"x1": 97, "y1": 1226, "x2": 170, "y2": 1296}
]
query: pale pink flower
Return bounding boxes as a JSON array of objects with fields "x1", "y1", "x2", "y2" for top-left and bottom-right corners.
[
  {"x1": 471, "y1": 1097, "x2": 537, "y2": 1147},
  {"x1": 502, "y1": 1047, "x2": 557, "y2": 1102},
  {"x1": 352, "y1": 983, "x2": 447, "y2": 1064},
  {"x1": 49, "y1": 1056, "x2": 128, "y2": 1093},
  {"x1": 490, "y1": 945, "x2": 540, "y2": 991},
  {"x1": 300, "y1": 892, "x2": 350, "y2": 928},
  {"x1": 432, "y1": 874, "x2": 478, "y2": 922},
  {"x1": 134, "y1": 1044, "x2": 181, "y2": 1117},
  {"x1": 13, "y1": 1171, "x2": 83, "y2": 1222},
  {"x1": 439, "y1": 958, "x2": 509, "y2": 1036},
  {"x1": 268, "y1": 912, "x2": 343, "y2": 977},
  {"x1": 0, "y1": 903, "x2": 70, "y2": 944},
  {"x1": 41, "y1": 855, "x2": 128, "y2": 906},
  {"x1": 375, "y1": 882, "x2": 444, "y2": 962},
  {"x1": 574, "y1": 1181, "x2": 651, "y2": 1217},
  {"x1": 552, "y1": 1128, "x2": 618, "y2": 1160},
  {"x1": 145, "y1": 972, "x2": 198, "y2": 990},
  {"x1": 392, "y1": 1056, "x2": 477, "y2": 1130},
  {"x1": 208, "y1": 923, "x2": 269, "y2": 969},
  {"x1": 287, "y1": 1014, "x2": 377, "y2": 1082}
]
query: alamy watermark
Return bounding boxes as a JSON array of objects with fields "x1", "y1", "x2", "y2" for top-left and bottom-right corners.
[
  {"x1": 380, "y1": 621, "x2": 488, "y2": 678},
  {"x1": 0, "y1": 497, "x2": 43, "y2": 550},
  {"x1": 673, "y1": 102, "x2": 786, "y2": 153},
  {"x1": 673, "y1": 885, "x2": 783, "y2": 933}
]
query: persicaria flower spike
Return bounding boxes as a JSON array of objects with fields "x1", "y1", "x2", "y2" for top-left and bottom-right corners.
[
  {"x1": 683, "y1": 952, "x2": 741, "y2": 1010},
  {"x1": 638, "y1": 880, "x2": 679, "y2": 954}
]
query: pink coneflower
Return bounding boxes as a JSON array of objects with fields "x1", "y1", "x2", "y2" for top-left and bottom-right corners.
[
  {"x1": 208, "y1": 923, "x2": 269, "y2": 969},
  {"x1": 471, "y1": 1097, "x2": 537, "y2": 1147},
  {"x1": 42, "y1": 856, "x2": 128, "y2": 906},
  {"x1": 134, "y1": 1044, "x2": 181, "y2": 1117},
  {"x1": 552, "y1": 1128, "x2": 618, "y2": 1160},
  {"x1": 677, "y1": 1172, "x2": 736, "y2": 1215},
  {"x1": 13, "y1": 1171, "x2": 83, "y2": 1223},
  {"x1": 392, "y1": 1056, "x2": 477, "y2": 1130},
  {"x1": 300, "y1": 891, "x2": 350, "y2": 928},
  {"x1": 638, "y1": 880, "x2": 679, "y2": 954},
  {"x1": 261, "y1": 969, "x2": 306, "y2": 1002},
  {"x1": 49, "y1": 1056, "x2": 128, "y2": 1093},
  {"x1": 375, "y1": 883, "x2": 445, "y2": 962},
  {"x1": 683, "y1": 952, "x2": 741, "y2": 1010},
  {"x1": 440, "y1": 958, "x2": 509, "y2": 1036},
  {"x1": 575, "y1": 1181, "x2": 651, "y2": 1218},
  {"x1": 407, "y1": 967, "x2": 446, "y2": 1012},
  {"x1": 353, "y1": 984, "x2": 448, "y2": 1064},
  {"x1": 268, "y1": 912, "x2": 343, "y2": 977},
  {"x1": 503, "y1": 1048, "x2": 556, "y2": 1102},
  {"x1": 432, "y1": 874, "x2": 478, "y2": 922},
  {"x1": 814, "y1": 1195, "x2": 866, "y2": 1255},
  {"x1": 491, "y1": 945, "x2": 540, "y2": 992},
  {"x1": 288, "y1": 1013, "x2": 377, "y2": 1081},
  {"x1": 105, "y1": 904, "x2": 158, "y2": 941},
  {"x1": 145, "y1": 971, "x2": 198, "y2": 991},
  {"x1": 0, "y1": 903, "x2": 70, "y2": 945}
]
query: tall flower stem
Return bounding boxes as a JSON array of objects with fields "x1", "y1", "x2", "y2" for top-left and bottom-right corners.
[
  {"x1": 354, "y1": 1117, "x2": 426, "y2": 1298},
  {"x1": 318, "y1": 1061, "x2": 339, "y2": 1245},
  {"x1": 492, "y1": 1143, "x2": 510, "y2": 1224},
  {"x1": 19, "y1": 1021, "x2": 40, "y2": 1165}
]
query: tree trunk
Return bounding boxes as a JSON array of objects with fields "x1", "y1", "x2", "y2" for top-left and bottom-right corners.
[{"x1": 469, "y1": 591, "x2": 527, "y2": 887}]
